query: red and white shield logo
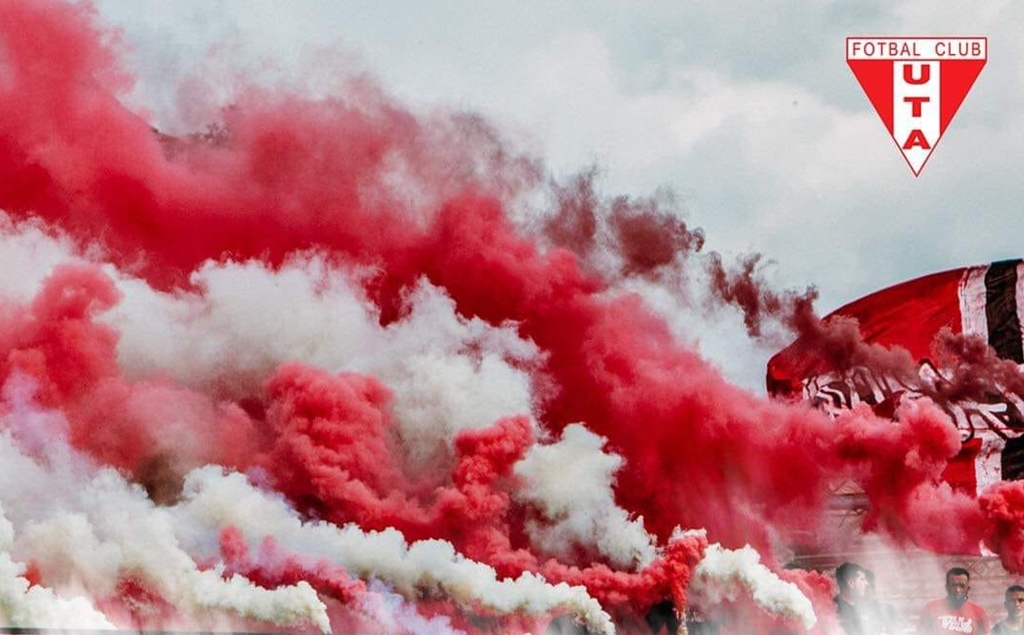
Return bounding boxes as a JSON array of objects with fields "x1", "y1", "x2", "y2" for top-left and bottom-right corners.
[{"x1": 847, "y1": 37, "x2": 987, "y2": 176}]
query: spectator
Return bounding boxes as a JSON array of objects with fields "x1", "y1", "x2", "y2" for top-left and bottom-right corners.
[
  {"x1": 993, "y1": 585, "x2": 1024, "y2": 635},
  {"x1": 835, "y1": 562, "x2": 872, "y2": 635},
  {"x1": 919, "y1": 567, "x2": 990, "y2": 635},
  {"x1": 645, "y1": 600, "x2": 681, "y2": 635}
]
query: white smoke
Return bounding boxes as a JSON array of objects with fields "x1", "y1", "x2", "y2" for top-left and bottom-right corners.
[
  {"x1": 173, "y1": 466, "x2": 615, "y2": 635},
  {"x1": 0, "y1": 213, "x2": 87, "y2": 303},
  {"x1": 105, "y1": 256, "x2": 540, "y2": 472},
  {"x1": 1, "y1": 369, "x2": 615, "y2": 633},
  {"x1": 0, "y1": 380, "x2": 331, "y2": 632},
  {"x1": 363, "y1": 579, "x2": 468, "y2": 635},
  {"x1": 690, "y1": 543, "x2": 816, "y2": 631},
  {"x1": 514, "y1": 423, "x2": 657, "y2": 569},
  {"x1": 0, "y1": 502, "x2": 115, "y2": 629},
  {"x1": 0, "y1": 376, "x2": 99, "y2": 532}
]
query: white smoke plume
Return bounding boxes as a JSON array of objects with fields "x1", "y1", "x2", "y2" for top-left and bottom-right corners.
[
  {"x1": 0, "y1": 215, "x2": 540, "y2": 474},
  {"x1": 363, "y1": 579, "x2": 468, "y2": 635},
  {"x1": 172, "y1": 466, "x2": 615, "y2": 635},
  {"x1": 0, "y1": 378, "x2": 332, "y2": 632},
  {"x1": 108, "y1": 256, "x2": 540, "y2": 473},
  {"x1": 514, "y1": 423, "x2": 657, "y2": 569},
  {"x1": 0, "y1": 214, "x2": 87, "y2": 303},
  {"x1": 690, "y1": 543, "x2": 817, "y2": 631},
  {"x1": 0, "y1": 502, "x2": 114, "y2": 629}
]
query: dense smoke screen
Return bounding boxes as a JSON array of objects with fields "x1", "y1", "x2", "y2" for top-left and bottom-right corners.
[{"x1": 2, "y1": 2, "x2": 1024, "y2": 634}]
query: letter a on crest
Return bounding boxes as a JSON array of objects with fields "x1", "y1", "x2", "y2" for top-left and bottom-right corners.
[{"x1": 847, "y1": 37, "x2": 987, "y2": 176}]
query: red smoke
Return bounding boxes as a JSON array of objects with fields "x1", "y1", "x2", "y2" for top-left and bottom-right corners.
[
  {"x1": 834, "y1": 400, "x2": 985, "y2": 553},
  {"x1": 979, "y1": 482, "x2": 1024, "y2": 573},
  {"x1": 258, "y1": 364, "x2": 425, "y2": 531},
  {"x1": 98, "y1": 577, "x2": 179, "y2": 631},
  {"x1": 4, "y1": 2, "x2": 1022, "y2": 633},
  {"x1": 0, "y1": 264, "x2": 121, "y2": 406},
  {"x1": 543, "y1": 169, "x2": 705, "y2": 279}
]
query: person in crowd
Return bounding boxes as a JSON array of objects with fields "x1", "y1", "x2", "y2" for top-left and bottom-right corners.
[
  {"x1": 993, "y1": 585, "x2": 1024, "y2": 635},
  {"x1": 835, "y1": 561, "x2": 873, "y2": 635},
  {"x1": 919, "y1": 567, "x2": 990, "y2": 635},
  {"x1": 645, "y1": 599, "x2": 681, "y2": 634}
]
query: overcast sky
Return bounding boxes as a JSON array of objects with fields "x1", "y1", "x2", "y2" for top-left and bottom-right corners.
[{"x1": 88, "y1": 1, "x2": 1024, "y2": 387}]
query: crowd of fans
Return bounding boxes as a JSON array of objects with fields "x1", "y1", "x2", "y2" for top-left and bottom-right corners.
[
  {"x1": 834, "y1": 563, "x2": 1024, "y2": 635},
  {"x1": 547, "y1": 562, "x2": 1023, "y2": 634}
]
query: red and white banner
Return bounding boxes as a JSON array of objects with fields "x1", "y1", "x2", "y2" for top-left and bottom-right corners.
[{"x1": 768, "y1": 260, "x2": 1024, "y2": 497}]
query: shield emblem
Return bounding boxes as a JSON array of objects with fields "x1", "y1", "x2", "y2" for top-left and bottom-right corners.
[{"x1": 847, "y1": 37, "x2": 987, "y2": 176}]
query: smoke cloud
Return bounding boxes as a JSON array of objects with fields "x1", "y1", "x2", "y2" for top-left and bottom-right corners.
[{"x1": 2, "y1": 1, "x2": 1020, "y2": 634}]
